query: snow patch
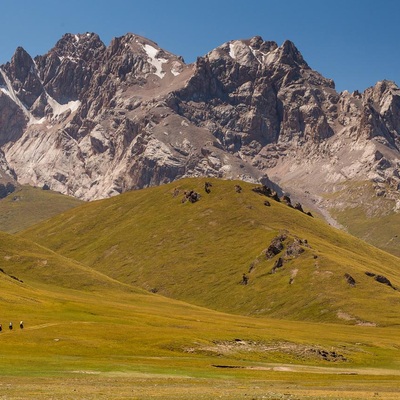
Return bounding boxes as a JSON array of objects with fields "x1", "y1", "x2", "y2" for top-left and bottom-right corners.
[
  {"x1": 30, "y1": 117, "x2": 47, "y2": 125},
  {"x1": 0, "y1": 87, "x2": 9, "y2": 96},
  {"x1": 0, "y1": 68, "x2": 41, "y2": 124},
  {"x1": 229, "y1": 43, "x2": 236, "y2": 59},
  {"x1": 249, "y1": 47, "x2": 264, "y2": 65},
  {"x1": 171, "y1": 61, "x2": 183, "y2": 76},
  {"x1": 263, "y1": 49, "x2": 279, "y2": 65},
  {"x1": 58, "y1": 56, "x2": 78, "y2": 63},
  {"x1": 47, "y1": 95, "x2": 81, "y2": 118},
  {"x1": 143, "y1": 44, "x2": 167, "y2": 78},
  {"x1": 74, "y1": 34, "x2": 80, "y2": 43}
]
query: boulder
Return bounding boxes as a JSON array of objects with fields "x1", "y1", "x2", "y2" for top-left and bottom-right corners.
[
  {"x1": 265, "y1": 234, "x2": 287, "y2": 259},
  {"x1": 344, "y1": 273, "x2": 356, "y2": 287}
]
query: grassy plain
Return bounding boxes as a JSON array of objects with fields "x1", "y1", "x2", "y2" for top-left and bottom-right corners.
[
  {"x1": 0, "y1": 178, "x2": 399, "y2": 398},
  {"x1": 1, "y1": 277, "x2": 400, "y2": 399}
]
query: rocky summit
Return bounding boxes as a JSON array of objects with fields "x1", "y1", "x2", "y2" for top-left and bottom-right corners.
[{"x1": 0, "y1": 32, "x2": 399, "y2": 220}]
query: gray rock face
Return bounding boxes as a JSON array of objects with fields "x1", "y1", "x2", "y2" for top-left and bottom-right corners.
[{"x1": 0, "y1": 32, "x2": 399, "y2": 213}]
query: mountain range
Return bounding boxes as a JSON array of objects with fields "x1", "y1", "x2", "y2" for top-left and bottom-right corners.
[{"x1": 0, "y1": 32, "x2": 399, "y2": 253}]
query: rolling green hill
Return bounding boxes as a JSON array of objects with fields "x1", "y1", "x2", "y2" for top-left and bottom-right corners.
[
  {"x1": 0, "y1": 185, "x2": 83, "y2": 234},
  {"x1": 21, "y1": 177, "x2": 400, "y2": 327},
  {"x1": 0, "y1": 179, "x2": 399, "y2": 398},
  {"x1": 325, "y1": 180, "x2": 400, "y2": 258},
  {"x1": 0, "y1": 230, "x2": 137, "y2": 292}
]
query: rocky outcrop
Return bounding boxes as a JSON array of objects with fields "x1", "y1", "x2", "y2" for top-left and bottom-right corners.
[
  {"x1": 365, "y1": 271, "x2": 397, "y2": 290},
  {"x1": 0, "y1": 182, "x2": 15, "y2": 198},
  {"x1": 265, "y1": 233, "x2": 287, "y2": 259},
  {"x1": 344, "y1": 273, "x2": 356, "y2": 287}
]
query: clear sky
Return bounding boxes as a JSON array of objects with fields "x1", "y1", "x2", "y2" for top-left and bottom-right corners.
[{"x1": 1, "y1": 0, "x2": 398, "y2": 92}]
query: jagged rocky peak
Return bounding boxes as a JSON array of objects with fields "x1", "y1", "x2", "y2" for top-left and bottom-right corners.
[
  {"x1": 359, "y1": 80, "x2": 400, "y2": 147},
  {"x1": 0, "y1": 30, "x2": 400, "y2": 214},
  {"x1": 32, "y1": 33, "x2": 106, "y2": 104},
  {"x1": 1, "y1": 46, "x2": 43, "y2": 108},
  {"x1": 363, "y1": 80, "x2": 400, "y2": 114},
  {"x1": 105, "y1": 32, "x2": 186, "y2": 81},
  {"x1": 207, "y1": 36, "x2": 277, "y2": 66},
  {"x1": 278, "y1": 40, "x2": 309, "y2": 68},
  {"x1": 207, "y1": 36, "x2": 310, "y2": 70},
  {"x1": 49, "y1": 32, "x2": 106, "y2": 62},
  {"x1": 4, "y1": 46, "x2": 36, "y2": 81}
]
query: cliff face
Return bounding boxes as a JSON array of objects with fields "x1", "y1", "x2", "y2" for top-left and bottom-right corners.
[{"x1": 0, "y1": 33, "x2": 399, "y2": 209}]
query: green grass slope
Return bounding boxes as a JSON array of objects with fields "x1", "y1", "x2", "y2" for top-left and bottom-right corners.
[
  {"x1": 21, "y1": 178, "x2": 400, "y2": 326},
  {"x1": 326, "y1": 180, "x2": 400, "y2": 258},
  {"x1": 0, "y1": 190, "x2": 399, "y2": 398},
  {"x1": 0, "y1": 233, "x2": 399, "y2": 399},
  {"x1": 2, "y1": 270, "x2": 400, "y2": 399},
  {"x1": 0, "y1": 185, "x2": 83, "y2": 234},
  {"x1": 0, "y1": 230, "x2": 135, "y2": 292}
]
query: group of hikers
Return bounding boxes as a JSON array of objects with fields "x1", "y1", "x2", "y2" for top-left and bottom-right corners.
[{"x1": 0, "y1": 321, "x2": 23, "y2": 331}]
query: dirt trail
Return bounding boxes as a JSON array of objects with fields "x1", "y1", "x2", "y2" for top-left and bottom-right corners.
[{"x1": 213, "y1": 363, "x2": 400, "y2": 376}]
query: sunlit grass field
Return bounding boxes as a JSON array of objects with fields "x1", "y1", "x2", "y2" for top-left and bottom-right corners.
[
  {"x1": 0, "y1": 185, "x2": 83, "y2": 234},
  {"x1": 21, "y1": 178, "x2": 400, "y2": 325},
  {"x1": 0, "y1": 178, "x2": 398, "y2": 398}
]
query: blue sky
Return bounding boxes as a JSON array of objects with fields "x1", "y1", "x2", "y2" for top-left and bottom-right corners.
[{"x1": 1, "y1": 0, "x2": 398, "y2": 92}]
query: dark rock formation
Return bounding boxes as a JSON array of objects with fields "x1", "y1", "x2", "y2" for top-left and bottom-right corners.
[
  {"x1": 281, "y1": 195, "x2": 292, "y2": 207},
  {"x1": 375, "y1": 275, "x2": 396, "y2": 289},
  {"x1": 182, "y1": 190, "x2": 201, "y2": 203},
  {"x1": 0, "y1": 182, "x2": 15, "y2": 199},
  {"x1": 241, "y1": 273, "x2": 249, "y2": 285},
  {"x1": 271, "y1": 257, "x2": 284, "y2": 273},
  {"x1": 284, "y1": 239, "x2": 306, "y2": 258},
  {"x1": 344, "y1": 273, "x2": 356, "y2": 287},
  {"x1": 252, "y1": 185, "x2": 280, "y2": 201},
  {"x1": 204, "y1": 181, "x2": 212, "y2": 193},
  {"x1": 265, "y1": 233, "x2": 287, "y2": 259},
  {"x1": 365, "y1": 271, "x2": 397, "y2": 290},
  {"x1": 294, "y1": 202, "x2": 304, "y2": 212},
  {"x1": 234, "y1": 184, "x2": 242, "y2": 193}
]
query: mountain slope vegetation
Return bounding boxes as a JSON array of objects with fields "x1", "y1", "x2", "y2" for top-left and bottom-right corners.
[
  {"x1": 21, "y1": 177, "x2": 400, "y2": 326},
  {"x1": 0, "y1": 185, "x2": 83, "y2": 234},
  {"x1": 0, "y1": 228, "x2": 399, "y2": 399}
]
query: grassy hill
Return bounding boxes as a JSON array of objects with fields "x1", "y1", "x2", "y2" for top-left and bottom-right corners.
[
  {"x1": 0, "y1": 232, "x2": 399, "y2": 398},
  {"x1": 21, "y1": 177, "x2": 400, "y2": 326},
  {"x1": 325, "y1": 180, "x2": 400, "y2": 258},
  {"x1": 0, "y1": 180, "x2": 399, "y2": 398},
  {"x1": 0, "y1": 185, "x2": 83, "y2": 234}
]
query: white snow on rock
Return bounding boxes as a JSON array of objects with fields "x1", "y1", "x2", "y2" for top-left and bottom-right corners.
[
  {"x1": 226, "y1": 41, "x2": 255, "y2": 67},
  {"x1": 171, "y1": 61, "x2": 183, "y2": 76},
  {"x1": 46, "y1": 94, "x2": 81, "y2": 118},
  {"x1": 229, "y1": 43, "x2": 236, "y2": 59},
  {"x1": 143, "y1": 44, "x2": 167, "y2": 78},
  {"x1": 0, "y1": 68, "x2": 39, "y2": 124},
  {"x1": 0, "y1": 69, "x2": 29, "y2": 116},
  {"x1": 0, "y1": 68, "x2": 80, "y2": 125},
  {"x1": 58, "y1": 56, "x2": 79, "y2": 63}
]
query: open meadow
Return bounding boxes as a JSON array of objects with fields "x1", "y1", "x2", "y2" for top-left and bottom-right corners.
[{"x1": 0, "y1": 178, "x2": 398, "y2": 398}]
